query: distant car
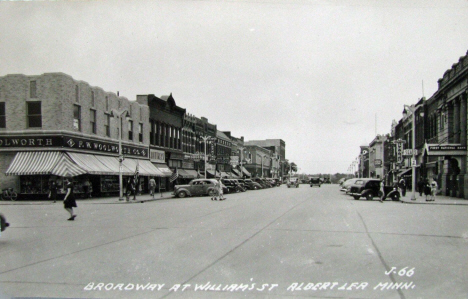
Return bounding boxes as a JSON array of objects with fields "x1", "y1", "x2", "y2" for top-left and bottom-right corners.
[
  {"x1": 173, "y1": 179, "x2": 218, "y2": 198},
  {"x1": 309, "y1": 177, "x2": 321, "y2": 187},
  {"x1": 349, "y1": 178, "x2": 400, "y2": 201},
  {"x1": 287, "y1": 178, "x2": 299, "y2": 188},
  {"x1": 221, "y1": 179, "x2": 245, "y2": 193}
]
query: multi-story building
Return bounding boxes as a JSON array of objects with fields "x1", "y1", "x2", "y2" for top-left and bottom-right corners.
[
  {"x1": 0, "y1": 73, "x2": 163, "y2": 199},
  {"x1": 244, "y1": 139, "x2": 285, "y2": 178},
  {"x1": 244, "y1": 145, "x2": 271, "y2": 178},
  {"x1": 137, "y1": 93, "x2": 186, "y2": 191}
]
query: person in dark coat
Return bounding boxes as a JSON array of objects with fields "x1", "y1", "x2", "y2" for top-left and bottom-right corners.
[
  {"x1": 63, "y1": 179, "x2": 77, "y2": 221},
  {"x1": 423, "y1": 178, "x2": 431, "y2": 200},
  {"x1": 48, "y1": 179, "x2": 58, "y2": 203},
  {"x1": 417, "y1": 178, "x2": 425, "y2": 197}
]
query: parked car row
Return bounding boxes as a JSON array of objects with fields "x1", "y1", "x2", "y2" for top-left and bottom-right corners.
[{"x1": 172, "y1": 177, "x2": 282, "y2": 198}]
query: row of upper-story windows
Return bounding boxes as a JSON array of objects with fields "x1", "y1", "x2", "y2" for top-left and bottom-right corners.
[
  {"x1": 0, "y1": 101, "x2": 143, "y2": 143},
  {"x1": 28, "y1": 80, "x2": 144, "y2": 121}
]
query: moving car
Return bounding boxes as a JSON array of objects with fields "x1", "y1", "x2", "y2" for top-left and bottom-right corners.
[
  {"x1": 287, "y1": 177, "x2": 300, "y2": 188},
  {"x1": 349, "y1": 178, "x2": 400, "y2": 201},
  {"x1": 340, "y1": 178, "x2": 359, "y2": 194},
  {"x1": 309, "y1": 177, "x2": 321, "y2": 187},
  {"x1": 173, "y1": 179, "x2": 218, "y2": 198}
]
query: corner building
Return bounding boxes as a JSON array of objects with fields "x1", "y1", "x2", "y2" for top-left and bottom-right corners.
[{"x1": 0, "y1": 73, "x2": 165, "y2": 199}]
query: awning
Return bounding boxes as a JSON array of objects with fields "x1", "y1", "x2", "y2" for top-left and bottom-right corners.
[
  {"x1": 231, "y1": 168, "x2": 241, "y2": 177},
  {"x1": 178, "y1": 169, "x2": 198, "y2": 179},
  {"x1": 207, "y1": 169, "x2": 220, "y2": 178},
  {"x1": 6, "y1": 151, "x2": 85, "y2": 177},
  {"x1": 220, "y1": 172, "x2": 230, "y2": 178},
  {"x1": 94, "y1": 155, "x2": 133, "y2": 175},
  {"x1": 240, "y1": 166, "x2": 251, "y2": 177},
  {"x1": 122, "y1": 158, "x2": 165, "y2": 177},
  {"x1": 51, "y1": 154, "x2": 87, "y2": 177},
  {"x1": 398, "y1": 168, "x2": 412, "y2": 177},
  {"x1": 226, "y1": 171, "x2": 239, "y2": 178},
  {"x1": 153, "y1": 163, "x2": 172, "y2": 177},
  {"x1": 68, "y1": 152, "x2": 116, "y2": 175}
]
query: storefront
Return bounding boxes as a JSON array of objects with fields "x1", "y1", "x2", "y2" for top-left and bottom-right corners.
[{"x1": 1, "y1": 134, "x2": 165, "y2": 199}]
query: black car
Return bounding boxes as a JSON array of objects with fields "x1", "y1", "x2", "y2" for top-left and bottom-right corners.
[
  {"x1": 309, "y1": 177, "x2": 321, "y2": 187},
  {"x1": 349, "y1": 178, "x2": 400, "y2": 201}
]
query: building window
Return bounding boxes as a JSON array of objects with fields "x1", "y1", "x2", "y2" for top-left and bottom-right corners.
[
  {"x1": 0, "y1": 102, "x2": 5, "y2": 128},
  {"x1": 139, "y1": 123, "x2": 143, "y2": 142},
  {"x1": 150, "y1": 121, "x2": 154, "y2": 145},
  {"x1": 27, "y1": 101, "x2": 42, "y2": 128},
  {"x1": 128, "y1": 120, "x2": 133, "y2": 141},
  {"x1": 91, "y1": 91, "x2": 95, "y2": 107},
  {"x1": 75, "y1": 85, "x2": 79, "y2": 103},
  {"x1": 30, "y1": 81, "x2": 37, "y2": 98},
  {"x1": 105, "y1": 114, "x2": 110, "y2": 137},
  {"x1": 129, "y1": 105, "x2": 133, "y2": 117},
  {"x1": 140, "y1": 107, "x2": 143, "y2": 121},
  {"x1": 73, "y1": 105, "x2": 81, "y2": 131},
  {"x1": 105, "y1": 96, "x2": 109, "y2": 111},
  {"x1": 90, "y1": 109, "x2": 96, "y2": 134}
]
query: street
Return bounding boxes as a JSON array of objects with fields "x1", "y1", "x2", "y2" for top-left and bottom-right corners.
[{"x1": 0, "y1": 184, "x2": 467, "y2": 299}]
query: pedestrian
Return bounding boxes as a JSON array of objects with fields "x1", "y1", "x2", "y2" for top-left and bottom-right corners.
[
  {"x1": 379, "y1": 179, "x2": 385, "y2": 203},
  {"x1": 125, "y1": 177, "x2": 132, "y2": 201},
  {"x1": 211, "y1": 180, "x2": 219, "y2": 201},
  {"x1": 218, "y1": 178, "x2": 225, "y2": 201},
  {"x1": 417, "y1": 178, "x2": 425, "y2": 197},
  {"x1": 131, "y1": 176, "x2": 139, "y2": 201},
  {"x1": 83, "y1": 179, "x2": 92, "y2": 198},
  {"x1": 149, "y1": 177, "x2": 156, "y2": 198},
  {"x1": 48, "y1": 178, "x2": 57, "y2": 203},
  {"x1": 63, "y1": 178, "x2": 77, "y2": 221},
  {"x1": 429, "y1": 177, "x2": 438, "y2": 202},
  {"x1": 423, "y1": 178, "x2": 431, "y2": 200},
  {"x1": 399, "y1": 177, "x2": 407, "y2": 197}
]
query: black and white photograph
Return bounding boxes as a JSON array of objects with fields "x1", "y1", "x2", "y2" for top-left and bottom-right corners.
[{"x1": 1, "y1": 0, "x2": 468, "y2": 298}]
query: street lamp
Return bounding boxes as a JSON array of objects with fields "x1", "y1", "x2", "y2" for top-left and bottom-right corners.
[
  {"x1": 403, "y1": 103, "x2": 423, "y2": 201},
  {"x1": 200, "y1": 135, "x2": 216, "y2": 178},
  {"x1": 110, "y1": 109, "x2": 130, "y2": 201}
]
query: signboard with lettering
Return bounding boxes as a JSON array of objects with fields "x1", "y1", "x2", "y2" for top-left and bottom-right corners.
[
  {"x1": 374, "y1": 159, "x2": 382, "y2": 167},
  {"x1": 150, "y1": 149, "x2": 165, "y2": 163},
  {"x1": 428, "y1": 145, "x2": 466, "y2": 151},
  {"x1": 403, "y1": 149, "x2": 419, "y2": 156},
  {"x1": 0, "y1": 136, "x2": 62, "y2": 148}
]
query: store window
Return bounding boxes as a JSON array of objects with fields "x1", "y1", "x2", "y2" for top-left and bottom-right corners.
[
  {"x1": 30, "y1": 81, "x2": 37, "y2": 98},
  {"x1": 0, "y1": 102, "x2": 5, "y2": 128},
  {"x1": 105, "y1": 114, "x2": 110, "y2": 137},
  {"x1": 139, "y1": 123, "x2": 143, "y2": 142},
  {"x1": 128, "y1": 120, "x2": 133, "y2": 141},
  {"x1": 90, "y1": 109, "x2": 96, "y2": 134},
  {"x1": 73, "y1": 105, "x2": 81, "y2": 131},
  {"x1": 27, "y1": 101, "x2": 42, "y2": 128},
  {"x1": 168, "y1": 160, "x2": 182, "y2": 168}
]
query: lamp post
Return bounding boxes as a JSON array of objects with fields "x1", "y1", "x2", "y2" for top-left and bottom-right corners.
[
  {"x1": 200, "y1": 135, "x2": 216, "y2": 178},
  {"x1": 403, "y1": 104, "x2": 423, "y2": 201},
  {"x1": 110, "y1": 109, "x2": 130, "y2": 201}
]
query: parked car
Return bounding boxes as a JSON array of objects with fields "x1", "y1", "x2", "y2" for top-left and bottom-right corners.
[
  {"x1": 349, "y1": 178, "x2": 400, "y2": 201},
  {"x1": 287, "y1": 177, "x2": 300, "y2": 188},
  {"x1": 221, "y1": 179, "x2": 245, "y2": 193},
  {"x1": 309, "y1": 177, "x2": 321, "y2": 187},
  {"x1": 231, "y1": 179, "x2": 247, "y2": 191},
  {"x1": 242, "y1": 179, "x2": 262, "y2": 190},
  {"x1": 340, "y1": 178, "x2": 359, "y2": 193},
  {"x1": 173, "y1": 179, "x2": 218, "y2": 198},
  {"x1": 253, "y1": 178, "x2": 270, "y2": 188}
]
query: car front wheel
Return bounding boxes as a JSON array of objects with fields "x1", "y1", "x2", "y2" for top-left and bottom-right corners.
[
  {"x1": 365, "y1": 193, "x2": 373, "y2": 201},
  {"x1": 392, "y1": 193, "x2": 400, "y2": 201},
  {"x1": 178, "y1": 191, "x2": 187, "y2": 198}
]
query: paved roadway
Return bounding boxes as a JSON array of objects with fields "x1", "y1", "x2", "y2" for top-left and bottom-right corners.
[{"x1": 0, "y1": 184, "x2": 467, "y2": 299}]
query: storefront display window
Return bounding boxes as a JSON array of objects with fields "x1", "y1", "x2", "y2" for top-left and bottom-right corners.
[{"x1": 101, "y1": 176, "x2": 119, "y2": 193}]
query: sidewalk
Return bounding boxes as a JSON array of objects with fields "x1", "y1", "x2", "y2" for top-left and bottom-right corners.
[
  {"x1": 399, "y1": 192, "x2": 468, "y2": 205},
  {"x1": 0, "y1": 191, "x2": 176, "y2": 205}
]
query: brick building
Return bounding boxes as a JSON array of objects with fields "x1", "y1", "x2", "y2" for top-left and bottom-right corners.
[{"x1": 0, "y1": 73, "x2": 166, "y2": 199}]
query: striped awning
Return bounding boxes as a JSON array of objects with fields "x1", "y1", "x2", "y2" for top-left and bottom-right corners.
[
  {"x1": 122, "y1": 159, "x2": 165, "y2": 177},
  {"x1": 51, "y1": 154, "x2": 86, "y2": 177},
  {"x1": 240, "y1": 166, "x2": 251, "y2": 177},
  {"x1": 153, "y1": 163, "x2": 172, "y2": 177},
  {"x1": 220, "y1": 172, "x2": 230, "y2": 178},
  {"x1": 67, "y1": 152, "x2": 116, "y2": 175},
  {"x1": 178, "y1": 169, "x2": 198, "y2": 179},
  {"x1": 6, "y1": 151, "x2": 85, "y2": 177}
]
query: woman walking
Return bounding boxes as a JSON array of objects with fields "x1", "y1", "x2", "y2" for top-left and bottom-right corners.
[
  {"x1": 48, "y1": 179, "x2": 58, "y2": 203},
  {"x1": 63, "y1": 179, "x2": 77, "y2": 221},
  {"x1": 218, "y1": 178, "x2": 225, "y2": 201},
  {"x1": 429, "y1": 178, "x2": 438, "y2": 202}
]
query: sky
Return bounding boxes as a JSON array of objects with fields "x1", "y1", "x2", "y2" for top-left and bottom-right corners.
[{"x1": 1, "y1": 0, "x2": 468, "y2": 174}]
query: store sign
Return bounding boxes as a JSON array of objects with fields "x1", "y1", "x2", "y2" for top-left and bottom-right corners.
[
  {"x1": 170, "y1": 153, "x2": 185, "y2": 160},
  {"x1": 182, "y1": 161, "x2": 194, "y2": 169},
  {"x1": 0, "y1": 136, "x2": 62, "y2": 148},
  {"x1": 428, "y1": 145, "x2": 466, "y2": 151},
  {"x1": 230, "y1": 155, "x2": 239, "y2": 166},
  {"x1": 63, "y1": 136, "x2": 148, "y2": 158},
  {"x1": 374, "y1": 159, "x2": 382, "y2": 167},
  {"x1": 403, "y1": 149, "x2": 418, "y2": 156},
  {"x1": 150, "y1": 149, "x2": 165, "y2": 163}
]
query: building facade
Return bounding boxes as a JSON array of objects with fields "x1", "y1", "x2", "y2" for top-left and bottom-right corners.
[{"x1": 0, "y1": 73, "x2": 163, "y2": 199}]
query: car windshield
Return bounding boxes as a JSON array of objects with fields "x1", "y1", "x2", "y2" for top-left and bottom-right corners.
[{"x1": 354, "y1": 180, "x2": 365, "y2": 185}]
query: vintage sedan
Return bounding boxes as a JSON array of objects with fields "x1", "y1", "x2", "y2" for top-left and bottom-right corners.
[
  {"x1": 173, "y1": 179, "x2": 218, "y2": 198},
  {"x1": 349, "y1": 178, "x2": 400, "y2": 201}
]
